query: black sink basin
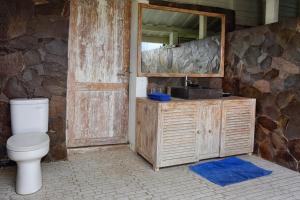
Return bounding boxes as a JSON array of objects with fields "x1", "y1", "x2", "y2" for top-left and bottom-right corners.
[{"x1": 170, "y1": 86, "x2": 223, "y2": 99}]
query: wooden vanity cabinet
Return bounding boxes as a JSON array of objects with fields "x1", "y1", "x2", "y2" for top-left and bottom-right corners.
[{"x1": 136, "y1": 97, "x2": 255, "y2": 171}]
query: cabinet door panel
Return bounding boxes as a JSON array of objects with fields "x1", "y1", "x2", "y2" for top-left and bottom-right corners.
[
  {"x1": 197, "y1": 100, "x2": 221, "y2": 160},
  {"x1": 220, "y1": 99, "x2": 256, "y2": 157},
  {"x1": 159, "y1": 104, "x2": 197, "y2": 167},
  {"x1": 136, "y1": 101, "x2": 158, "y2": 165}
]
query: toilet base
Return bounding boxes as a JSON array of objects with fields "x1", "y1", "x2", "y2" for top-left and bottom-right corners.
[
  {"x1": 16, "y1": 159, "x2": 42, "y2": 195},
  {"x1": 7, "y1": 140, "x2": 49, "y2": 195}
]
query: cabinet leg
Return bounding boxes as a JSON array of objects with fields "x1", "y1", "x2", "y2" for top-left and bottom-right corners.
[{"x1": 248, "y1": 152, "x2": 253, "y2": 156}]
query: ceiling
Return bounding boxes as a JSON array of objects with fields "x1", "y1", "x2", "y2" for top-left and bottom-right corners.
[
  {"x1": 143, "y1": 9, "x2": 200, "y2": 29},
  {"x1": 142, "y1": 8, "x2": 221, "y2": 39}
]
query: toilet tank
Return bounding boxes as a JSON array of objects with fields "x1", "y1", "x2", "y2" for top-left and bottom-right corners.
[{"x1": 10, "y1": 98, "x2": 49, "y2": 135}]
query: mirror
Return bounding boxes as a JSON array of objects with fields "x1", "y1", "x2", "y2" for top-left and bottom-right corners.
[{"x1": 138, "y1": 4, "x2": 225, "y2": 77}]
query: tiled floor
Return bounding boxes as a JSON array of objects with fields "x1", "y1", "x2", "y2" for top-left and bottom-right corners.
[{"x1": 1, "y1": 146, "x2": 300, "y2": 200}]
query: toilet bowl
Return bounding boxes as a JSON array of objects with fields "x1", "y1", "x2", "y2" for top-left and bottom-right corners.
[
  {"x1": 7, "y1": 133, "x2": 49, "y2": 194},
  {"x1": 6, "y1": 98, "x2": 50, "y2": 195}
]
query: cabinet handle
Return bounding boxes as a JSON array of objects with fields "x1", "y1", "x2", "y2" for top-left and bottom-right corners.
[
  {"x1": 197, "y1": 130, "x2": 200, "y2": 134},
  {"x1": 209, "y1": 130, "x2": 212, "y2": 134}
]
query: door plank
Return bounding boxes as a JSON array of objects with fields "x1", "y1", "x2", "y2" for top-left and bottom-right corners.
[{"x1": 75, "y1": 83, "x2": 128, "y2": 91}]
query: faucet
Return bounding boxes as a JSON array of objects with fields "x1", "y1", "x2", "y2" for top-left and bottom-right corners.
[{"x1": 184, "y1": 75, "x2": 192, "y2": 87}]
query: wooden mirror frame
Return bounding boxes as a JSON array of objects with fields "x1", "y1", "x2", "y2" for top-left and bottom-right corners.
[{"x1": 137, "y1": 3, "x2": 226, "y2": 77}]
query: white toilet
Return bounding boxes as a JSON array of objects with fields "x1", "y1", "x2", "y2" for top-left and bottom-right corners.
[{"x1": 6, "y1": 98, "x2": 50, "y2": 195}]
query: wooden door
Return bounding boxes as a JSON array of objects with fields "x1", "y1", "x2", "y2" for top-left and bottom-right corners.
[
  {"x1": 159, "y1": 103, "x2": 198, "y2": 167},
  {"x1": 197, "y1": 100, "x2": 222, "y2": 160},
  {"x1": 67, "y1": 0, "x2": 131, "y2": 147},
  {"x1": 220, "y1": 99, "x2": 256, "y2": 157}
]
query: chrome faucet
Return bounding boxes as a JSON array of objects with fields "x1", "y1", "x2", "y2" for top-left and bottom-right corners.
[{"x1": 185, "y1": 75, "x2": 192, "y2": 87}]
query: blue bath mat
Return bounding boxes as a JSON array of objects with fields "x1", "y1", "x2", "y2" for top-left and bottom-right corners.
[{"x1": 189, "y1": 157, "x2": 272, "y2": 186}]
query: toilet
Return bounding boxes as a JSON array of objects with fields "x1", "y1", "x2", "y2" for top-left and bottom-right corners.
[{"x1": 6, "y1": 98, "x2": 50, "y2": 195}]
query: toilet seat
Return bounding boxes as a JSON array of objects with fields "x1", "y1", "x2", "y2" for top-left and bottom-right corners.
[{"x1": 7, "y1": 133, "x2": 49, "y2": 152}]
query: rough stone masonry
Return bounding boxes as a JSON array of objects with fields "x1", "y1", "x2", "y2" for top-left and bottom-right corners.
[
  {"x1": 0, "y1": 0, "x2": 69, "y2": 164},
  {"x1": 224, "y1": 18, "x2": 300, "y2": 172}
]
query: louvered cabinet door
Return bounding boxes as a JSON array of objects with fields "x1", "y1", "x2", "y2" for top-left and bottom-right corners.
[
  {"x1": 159, "y1": 103, "x2": 198, "y2": 167},
  {"x1": 220, "y1": 99, "x2": 256, "y2": 157},
  {"x1": 197, "y1": 100, "x2": 222, "y2": 160}
]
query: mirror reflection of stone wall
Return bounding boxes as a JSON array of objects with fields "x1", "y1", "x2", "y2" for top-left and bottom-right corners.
[
  {"x1": 141, "y1": 8, "x2": 222, "y2": 74},
  {"x1": 142, "y1": 36, "x2": 220, "y2": 73}
]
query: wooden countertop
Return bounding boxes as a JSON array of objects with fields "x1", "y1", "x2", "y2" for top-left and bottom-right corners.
[{"x1": 136, "y1": 96, "x2": 255, "y2": 104}]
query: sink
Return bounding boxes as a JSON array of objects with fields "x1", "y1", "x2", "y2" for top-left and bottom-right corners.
[{"x1": 170, "y1": 86, "x2": 223, "y2": 99}]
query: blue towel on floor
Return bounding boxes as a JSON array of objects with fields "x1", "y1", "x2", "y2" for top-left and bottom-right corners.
[{"x1": 189, "y1": 157, "x2": 272, "y2": 186}]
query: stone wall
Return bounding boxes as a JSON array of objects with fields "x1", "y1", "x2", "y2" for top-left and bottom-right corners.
[
  {"x1": 0, "y1": 0, "x2": 69, "y2": 164},
  {"x1": 224, "y1": 18, "x2": 300, "y2": 171},
  {"x1": 142, "y1": 36, "x2": 221, "y2": 74}
]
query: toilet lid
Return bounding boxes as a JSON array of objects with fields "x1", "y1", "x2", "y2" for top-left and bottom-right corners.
[{"x1": 7, "y1": 133, "x2": 49, "y2": 152}]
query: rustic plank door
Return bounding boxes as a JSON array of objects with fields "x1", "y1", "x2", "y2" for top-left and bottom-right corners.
[
  {"x1": 197, "y1": 100, "x2": 222, "y2": 160},
  {"x1": 67, "y1": 0, "x2": 131, "y2": 147},
  {"x1": 220, "y1": 99, "x2": 256, "y2": 157}
]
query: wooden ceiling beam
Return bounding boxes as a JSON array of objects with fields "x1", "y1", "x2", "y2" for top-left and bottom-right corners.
[{"x1": 142, "y1": 23, "x2": 198, "y2": 37}]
